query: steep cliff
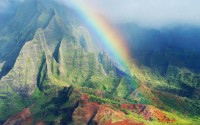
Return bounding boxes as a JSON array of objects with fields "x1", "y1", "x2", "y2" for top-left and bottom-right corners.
[
  {"x1": 0, "y1": 0, "x2": 132, "y2": 123},
  {"x1": 0, "y1": 0, "x2": 200, "y2": 124}
]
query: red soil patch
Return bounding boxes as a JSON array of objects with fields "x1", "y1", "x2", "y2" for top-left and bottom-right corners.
[
  {"x1": 148, "y1": 107, "x2": 175, "y2": 123},
  {"x1": 93, "y1": 105, "x2": 125, "y2": 124},
  {"x1": 122, "y1": 104, "x2": 146, "y2": 114},
  {"x1": 4, "y1": 108, "x2": 32, "y2": 125},
  {"x1": 73, "y1": 94, "x2": 100, "y2": 124},
  {"x1": 80, "y1": 93, "x2": 90, "y2": 102},
  {"x1": 121, "y1": 104, "x2": 175, "y2": 123},
  {"x1": 105, "y1": 119, "x2": 144, "y2": 125},
  {"x1": 4, "y1": 108, "x2": 46, "y2": 125},
  {"x1": 73, "y1": 94, "x2": 144, "y2": 125}
]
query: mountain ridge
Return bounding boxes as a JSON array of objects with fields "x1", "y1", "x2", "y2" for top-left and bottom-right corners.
[{"x1": 0, "y1": 0, "x2": 200, "y2": 124}]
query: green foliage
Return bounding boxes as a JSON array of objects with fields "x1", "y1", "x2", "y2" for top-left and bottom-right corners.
[
  {"x1": 0, "y1": 1, "x2": 200, "y2": 124},
  {"x1": 90, "y1": 95, "x2": 120, "y2": 105},
  {"x1": 154, "y1": 90, "x2": 200, "y2": 116},
  {"x1": 0, "y1": 93, "x2": 28, "y2": 121}
]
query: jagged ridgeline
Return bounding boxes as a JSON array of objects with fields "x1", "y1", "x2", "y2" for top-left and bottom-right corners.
[
  {"x1": 1, "y1": 0, "x2": 200, "y2": 124},
  {"x1": 0, "y1": 0, "x2": 137, "y2": 122}
]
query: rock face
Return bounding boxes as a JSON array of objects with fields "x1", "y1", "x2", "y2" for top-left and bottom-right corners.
[
  {"x1": 0, "y1": 0, "x2": 122, "y2": 95},
  {"x1": 72, "y1": 94, "x2": 144, "y2": 125},
  {"x1": 3, "y1": 92, "x2": 145, "y2": 125},
  {"x1": 0, "y1": 0, "x2": 43, "y2": 79},
  {"x1": 0, "y1": 0, "x2": 117, "y2": 121},
  {"x1": 0, "y1": 0, "x2": 200, "y2": 124},
  {"x1": 73, "y1": 101, "x2": 99, "y2": 124},
  {"x1": 0, "y1": 36, "x2": 43, "y2": 96}
]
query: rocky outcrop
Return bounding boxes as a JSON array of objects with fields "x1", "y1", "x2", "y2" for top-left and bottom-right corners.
[
  {"x1": 3, "y1": 86, "x2": 77, "y2": 125},
  {"x1": 0, "y1": 35, "x2": 44, "y2": 96},
  {"x1": 1, "y1": 0, "x2": 199, "y2": 124},
  {"x1": 72, "y1": 94, "x2": 144, "y2": 125},
  {"x1": 0, "y1": 0, "x2": 116, "y2": 120},
  {"x1": 0, "y1": 0, "x2": 113, "y2": 98},
  {"x1": 3, "y1": 108, "x2": 32, "y2": 125},
  {"x1": 121, "y1": 104, "x2": 175, "y2": 123}
]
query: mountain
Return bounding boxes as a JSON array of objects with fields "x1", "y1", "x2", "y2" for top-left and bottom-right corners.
[
  {"x1": 120, "y1": 23, "x2": 200, "y2": 97},
  {"x1": 0, "y1": 0, "x2": 200, "y2": 125}
]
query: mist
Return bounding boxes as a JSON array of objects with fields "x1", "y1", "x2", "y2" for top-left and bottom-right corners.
[
  {"x1": 0, "y1": 0, "x2": 23, "y2": 14},
  {"x1": 60, "y1": 0, "x2": 200, "y2": 28},
  {"x1": 0, "y1": 0, "x2": 11, "y2": 13},
  {"x1": 1, "y1": 0, "x2": 200, "y2": 28}
]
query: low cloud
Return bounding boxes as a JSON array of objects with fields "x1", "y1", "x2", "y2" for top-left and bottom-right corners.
[
  {"x1": 0, "y1": 0, "x2": 23, "y2": 13},
  {"x1": 2, "y1": 0, "x2": 200, "y2": 28},
  {"x1": 0, "y1": 0, "x2": 10, "y2": 12},
  {"x1": 61, "y1": 0, "x2": 200, "y2": 28}
]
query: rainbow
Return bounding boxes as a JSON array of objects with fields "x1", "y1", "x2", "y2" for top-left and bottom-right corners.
[{"x1": 70, "y1": 1, "x2": 135, "y2": 74}]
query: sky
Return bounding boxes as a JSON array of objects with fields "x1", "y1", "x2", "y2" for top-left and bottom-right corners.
[
  {"x1": 0, "y1": 0, "x2": 10, "y2": 12},
  {"x1": 1, "y1": 0, "x2": 200, "y2": 28},
  {"x1": 62, "y1": 0, "x2": 200, "y2": 28},
  {"x1": 0, "y1": 0, "x2": 23, "y2": 13}
]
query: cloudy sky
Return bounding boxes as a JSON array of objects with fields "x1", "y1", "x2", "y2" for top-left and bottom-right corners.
[
  {"x1": 0, "y1": 0, "x2": 10, "y2": 12},
  {"x1": 63, "y1": 0, "x2": 200, "y2": 28},
  {"x1": 0, "y1": 0, "x2": 23, "y2": 13},
  {"x1": 1, "y1": 0, "x2": 200, "y2": 28}
]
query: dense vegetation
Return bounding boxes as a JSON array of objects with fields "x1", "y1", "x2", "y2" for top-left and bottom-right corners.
[{"x1": 0, "y1": 0, "x2": 200, "y2": 124}]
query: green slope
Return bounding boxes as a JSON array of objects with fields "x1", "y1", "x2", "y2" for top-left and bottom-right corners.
[{"x1": 0, "y1": 0, "x2": 199, "y2": 124}]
